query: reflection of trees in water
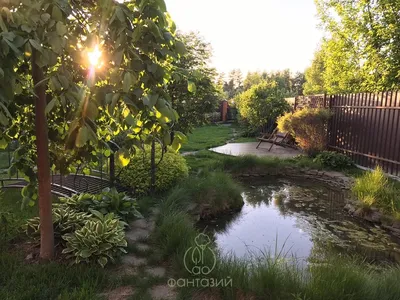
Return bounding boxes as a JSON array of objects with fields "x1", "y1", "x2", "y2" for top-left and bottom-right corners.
[
  {"x1": 201, "y1": 179, "x2": 400, "y2": 264},
  {"x1": 197, "y1": 209, "x2": 243, "y2": 235}
]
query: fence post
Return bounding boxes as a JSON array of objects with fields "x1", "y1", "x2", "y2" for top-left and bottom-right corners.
[{"x1": 326, "y1": 94, "x2": 334, "y2": 150}]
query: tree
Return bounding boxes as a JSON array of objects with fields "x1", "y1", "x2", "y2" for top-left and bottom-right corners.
[
  {"x1": 0, "y1": 0, "x2": 183, "y2": 259},
  {"x1": 223, "y1": 69, "x2": 243, "y2": 99},
  {"x1": 306, "y1": 0, "x2": 400, "y2": 93},
  {"x1": 167, "y1": 32, "x2": 221, "y2": 133},
  {"x1": 303, "y1": 47, "x2": 326, "y2": 95},
  {"x1": 243, "y1": 70, "x2": 305, "y2": 96},
  {"x1": 235, "y1": 81, "x2": 290, "y2": 130}
]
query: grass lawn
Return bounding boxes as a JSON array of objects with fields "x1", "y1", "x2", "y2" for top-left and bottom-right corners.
[
  {"x1": 0, "y1": 189, "x2": 109, "y2": 300},
  {"x1": 180, "y1": 124, "x2": 234, "y2": 152},
  {"x1": 180, "y1": 123, "x2": 258, "y2": 152}
]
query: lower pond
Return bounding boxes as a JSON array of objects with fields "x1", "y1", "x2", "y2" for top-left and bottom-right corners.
[{"x1": 199, "y1": 178, "x2": 400, "y2": 265}]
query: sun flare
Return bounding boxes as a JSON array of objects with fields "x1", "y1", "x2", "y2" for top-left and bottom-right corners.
[{"x1": 87, "y1": 45, "x2": 102, "y2": 68}]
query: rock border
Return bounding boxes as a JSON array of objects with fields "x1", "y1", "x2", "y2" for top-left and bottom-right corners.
[
  {"x1": 238, "y1": 167, "x2": 354, "y2": 190},
  {"x1": 238, "y1": 167, "x2": 400, "y2": 239}
]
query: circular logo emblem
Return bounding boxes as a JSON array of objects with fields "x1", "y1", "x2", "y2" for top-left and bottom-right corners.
[{"x1": 183, "y1": 233, "x2": 216, "y2": 275}]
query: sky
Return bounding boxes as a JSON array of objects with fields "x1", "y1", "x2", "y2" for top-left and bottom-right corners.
[{"x1": 165, "y1": 0, "x2": 324, "y2": 76}]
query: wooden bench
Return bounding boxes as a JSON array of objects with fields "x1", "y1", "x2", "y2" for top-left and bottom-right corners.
[{"x1": 256, "y1": 129, "x2": 295, "y2": 151}]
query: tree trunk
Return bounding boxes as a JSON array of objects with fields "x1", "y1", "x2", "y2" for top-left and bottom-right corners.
[
  {"x1": 31, "y1": 49, "x2": 54, "y2": 260},
  {"x1": 150, "y1": 139, "x2": 156, "y2": 195}
]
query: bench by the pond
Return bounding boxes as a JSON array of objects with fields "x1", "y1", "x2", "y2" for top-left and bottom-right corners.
[{"x1": 256, "y1": 129, "x2": 296, "y2": 151}]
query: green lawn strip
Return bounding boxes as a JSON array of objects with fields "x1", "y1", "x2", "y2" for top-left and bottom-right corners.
[
  {"x1": 180, "y1": 125, "x2": 234, "y2": 152},
  {"x1": 0, "y1": 250, "x2": 108, "y2": 300}
]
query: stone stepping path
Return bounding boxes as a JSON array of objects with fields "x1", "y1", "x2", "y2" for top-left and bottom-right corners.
[{"x1": 102, "y1": 207, "x2": 178, "y2": 300}]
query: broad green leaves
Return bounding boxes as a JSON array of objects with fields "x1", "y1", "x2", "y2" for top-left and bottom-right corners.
[
  {"x1": 116, "y1": 149, "x2": 130, "y2": 167},
  {"x1": 187, "y1": 81, "x2": 196, "y2": 93}
]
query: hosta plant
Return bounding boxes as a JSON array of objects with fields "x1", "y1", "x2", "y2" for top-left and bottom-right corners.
[
  {"x1": 62, "y1": 211, "x2": 128, "y2": 267},
  {"x1": 26, "y1": 204, "x2": 91, "y2": 241},
  {"x1": 60, "y1": 188, "x2": 142, "y2": 220}
]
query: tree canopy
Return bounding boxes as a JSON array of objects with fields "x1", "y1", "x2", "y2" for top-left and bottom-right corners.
[
  {"x1": 235, "y1": 81, "x2": 290, "y2": 129},
  {"x1": 0, "y1": 0, "x2": 185, "y2": 258},
  {"x1": 304, "y1": 0, "x2": 400, "y2": 94},
  {"x1": 167, "y1": 31, "x2": 221, "y2": 133}
]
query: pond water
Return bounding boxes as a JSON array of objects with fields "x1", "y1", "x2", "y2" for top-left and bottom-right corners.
[{"x1": 199, "y1": 178, "x2": 400, "y2": 265}]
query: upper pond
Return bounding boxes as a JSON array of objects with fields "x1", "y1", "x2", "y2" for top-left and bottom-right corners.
[{"x1": 199, "y1": 178, "x2": 400, "y2": 264}]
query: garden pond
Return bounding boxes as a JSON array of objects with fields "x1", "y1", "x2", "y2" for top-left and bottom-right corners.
[{"x1": 199, "y1": 178, "x2": 400, "y2": 265}]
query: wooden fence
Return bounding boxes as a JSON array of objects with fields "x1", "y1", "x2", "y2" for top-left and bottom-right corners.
[{"x1": 290, "y1": 92, "x2": 400, "y2": 176}]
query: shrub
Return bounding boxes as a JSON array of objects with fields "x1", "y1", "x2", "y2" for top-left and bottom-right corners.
[
  {"x1": 352, "y1": 167, "x2": 400, "y2": 213},
  {"x1": 26, "y1": 204, "x2": 91, "y2": 241},
  {"x1": 118, "y1": 146, "x2": 189, "y2": 195},
  {"x1": 277, "y1": 108, "x2": 332, "y2": 156},
  {"x1": 60, "y1": 188, "x2": 142, "y2": 220},
  {"x1": 62, "y1": 211, "x2": 127, "y2": 268},
  {"x1": 314, "y1": 151, "x2": 354, "y2": 170},
  {"x1": 236, "y1": 81, "x2": 290, "y2": 129}
]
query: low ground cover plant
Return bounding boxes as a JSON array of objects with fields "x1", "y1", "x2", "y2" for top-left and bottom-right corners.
[
  {"x1": 59, "y1": 187, "x2": 142, "y2": 220},
  {"x1": 62, "y1": 211, "x2": 128, "y2": 268},
  {"x1": 314, "y1": 151, "x2": 355, "y2": 170}
]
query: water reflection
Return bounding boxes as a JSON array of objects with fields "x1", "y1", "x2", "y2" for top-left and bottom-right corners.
[{"x1": 199, "y1": 178, "x2": 400, "y2": 265}]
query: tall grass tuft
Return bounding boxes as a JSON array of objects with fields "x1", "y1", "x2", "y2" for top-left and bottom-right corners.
[
  {"x1": 352, "y1": 166, "x2": 400, "y2": 213},
  {"x1": 162, "y1": 171, "x2": 244, "y2": 218}
]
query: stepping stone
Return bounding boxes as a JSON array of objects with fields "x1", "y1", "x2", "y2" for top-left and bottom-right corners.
[
  {"x1": 149, "y1": 285, "x2": 177, "y2": 300},
  {"x1": 130, "y1": 218, "x2": 149, "y2": 229},
  {"x1": 150, "y1": 207, "x2": 161, "y2": 216},
  {"x1": 130, "y1": 219, "x2": 156, "y2": 232},
  {"x1": 100, "y1": 286, "x2": 134, "y2": 300},
  {"x1": 121, "y1": 255, "x2": 147, "y2": 267},
  {"x1": 126, "y1": 228, "x2": 150, "y2": 243},
  {"x1": 136, "y1": 243, "x2": 151, "y2": 252},
  {"x1": 145, "y1": 266, "x2": 166, "y2": 277},
  {"x1": 115, "y1": 265, "x2": 138, "y2": 277}
]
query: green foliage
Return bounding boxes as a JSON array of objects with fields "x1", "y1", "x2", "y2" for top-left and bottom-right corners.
[
  {"x1": 236, "y1": 81, "x2": 291, "y2": 130},
  {"x1": 305, "y1": 0, "x2": 400, "y2": 93},
  {"x1": 25, "y1": 204, "x2": 91, "y2": 241},
  {"x1": 0, "y1": 0, "x2": 184, "y2": 204},
  {"x1": 352, "y1": 167, "x2": 400, "y2": 213},
  {"x1": 314, "y1": 151, "x2": 354, "y2": 170},
  {"x1": 278, "y1": 108, "x2": 332, "y2": 156},
  {"x1": 60, "y1": 188, "x2": 142, "y2": 220},
  {"x1": 118, "y1": 146, "x2": 189, "y2": 195},
  {"x1": 62, "y1": 212, "x2": 127, "y2": 268},
  {"x1": 243, "y1": 70, "x2": 305, "y2": 96},
  {"x1": 0, "y1": 251, "x2": 107, "y2": 300},
  {"x1": 168, "y1": 32, "x2": 221, "y2": 133},
  {"x1": 164, "y1": 171, "x2": 243, "y2": 218}
]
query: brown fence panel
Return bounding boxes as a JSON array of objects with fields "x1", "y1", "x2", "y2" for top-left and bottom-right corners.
[{"x1": 327, "y1": 91, "x2": 400, "y2": 176}]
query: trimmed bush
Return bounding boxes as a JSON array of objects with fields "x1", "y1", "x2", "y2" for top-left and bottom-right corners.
[
  {"x1": 118, "y1": 146, "x2": 189, "y2": 194},
  {"x1": 277, "y1": 108, "x2": 332, "y2": 156},
  {"x1": 314, "y1": 151, "x2": 354, "y2": 170}
]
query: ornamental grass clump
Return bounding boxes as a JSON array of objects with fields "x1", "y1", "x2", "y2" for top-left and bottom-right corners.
[{"x1": 352, "y1": 166, "x2": 400, "y2": 213}]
